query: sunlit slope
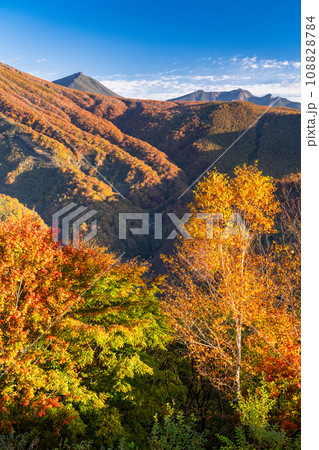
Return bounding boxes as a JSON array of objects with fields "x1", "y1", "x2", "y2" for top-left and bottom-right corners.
[
  {"x1": 0, "y1": 63, "x2": 300, "y2": 255},
  {"x1": 86, "y1": 96, "x2": 300, "y2": 178},
  {"x1": 0, "y1": 63, "x2": 187, "y2": 254}
]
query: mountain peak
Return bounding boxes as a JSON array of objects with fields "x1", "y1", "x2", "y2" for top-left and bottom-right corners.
[
  {"x1": 53, "y1": 72, "x2": 120, "y2": 97},
  {"x1": 169, "y1": 88, "x2": 300, "y2": 110}
]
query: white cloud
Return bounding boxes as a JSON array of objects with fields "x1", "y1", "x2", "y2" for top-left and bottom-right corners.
[
  {"x1": 240, "y1": 56, "x2": 259, "y2": 69},
  {"x1": 36, "y1": 58, "x2": 48, "y2": 63},
  {"x1": 99, "y1": 55, "x2": 301, "y2": 102},
  {"x1": 260, "y1": 59, "x2": 299, "y2": 69}
]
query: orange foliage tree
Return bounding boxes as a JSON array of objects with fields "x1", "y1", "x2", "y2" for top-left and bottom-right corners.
[
  {"x1": 162, "y1": 164, "x2": 300, "y2": 423},
  {"x1": 0, "y1": 215, "x2": 167, "y2": 445}
]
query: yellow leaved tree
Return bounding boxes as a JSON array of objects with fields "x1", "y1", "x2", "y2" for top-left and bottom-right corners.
[{"x1": 162, "y1": 163, "x2": 300, "y2": 406}]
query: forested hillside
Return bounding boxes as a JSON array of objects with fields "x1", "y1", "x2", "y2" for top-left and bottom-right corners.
[
  {"x1": 0, "y1": 64, "x2": 300, "y2": 255},
  {"x1": 0, "y1": 63, "x2": 188, "y2": 255},
  {"x1": 0, "y1": 63, "x2": 300, "y2": 256}
]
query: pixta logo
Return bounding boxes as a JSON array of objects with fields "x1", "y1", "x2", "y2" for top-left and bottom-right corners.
[
  {"x1": 119, "y1": 213, "x2": 249, "y2": 240},
  {"x1": 52, "y1": 202, "x2": 98, "y2": 248}
]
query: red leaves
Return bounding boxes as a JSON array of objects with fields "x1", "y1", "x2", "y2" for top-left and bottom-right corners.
[
  {"x1": 0, "y1": 215, "x2": 115, "y2": 429},
  {"x1": 0, "y1": 213, "x2": 166, "y2": 443}
]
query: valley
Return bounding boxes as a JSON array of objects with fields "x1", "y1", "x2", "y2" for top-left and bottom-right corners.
[{"x1": 0, "y1": 63, "x2": 300, "y2": 256}]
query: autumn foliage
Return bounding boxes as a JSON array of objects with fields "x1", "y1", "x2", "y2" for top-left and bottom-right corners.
[
  {"x1": 0, "y1": 62, "x2": 299, "y2": 257},
  {"x1": 162, "y1": 164, "x2": 301, "y2": 438},
  {"x1": 0, "y1": 215, "x2": 167, "y2": 445},
  {"x1": 0, "y1": 60, "x2": 301, "y2": 446}
]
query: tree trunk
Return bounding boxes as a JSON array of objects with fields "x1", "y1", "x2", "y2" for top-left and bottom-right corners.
[{"x1": 235, "y1": 314, "x2": 242, "y2": 402}]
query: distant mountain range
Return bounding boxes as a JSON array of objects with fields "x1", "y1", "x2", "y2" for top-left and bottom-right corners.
[
  {"x1": 169, "y1": 88, "x2": 301, "y2": 110},
  {"x1": 53, "y1": 74, "x2": 300, "y2": 111},
  {"x1": 53, "y1": 72, "x2": 120, "y2": 97}
]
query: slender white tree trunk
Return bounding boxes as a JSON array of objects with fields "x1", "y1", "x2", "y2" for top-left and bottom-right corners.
[{"x1": 235, "y1": 314, "x2": 242, "y2": 401}]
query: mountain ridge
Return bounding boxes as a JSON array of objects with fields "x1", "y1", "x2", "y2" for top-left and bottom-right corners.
[{"x1": 169, "y1": 88, "x2": 301, "y2": 110}]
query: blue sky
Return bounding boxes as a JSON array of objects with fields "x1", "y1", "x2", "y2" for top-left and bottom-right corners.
[{"x1": 0, "y1": 0, "x2": 301, "y2": 100}]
